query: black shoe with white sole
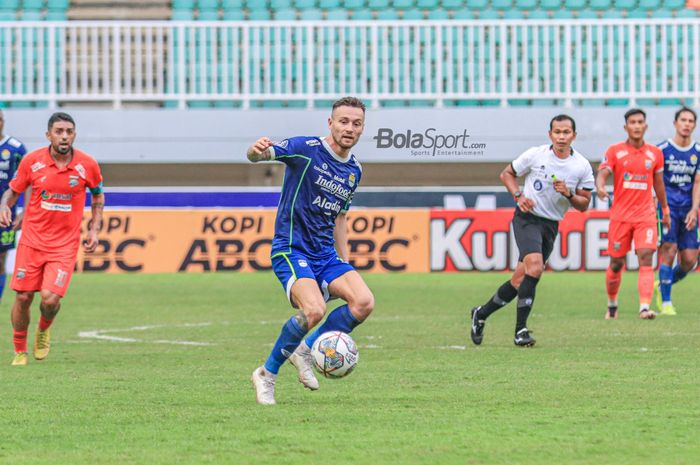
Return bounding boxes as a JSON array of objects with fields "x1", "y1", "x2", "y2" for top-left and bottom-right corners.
[
  {"x1": 470, "y1": 306, "x2": 485, "y2": 345},
  {"x1": 514, "y1": 328, "x2": 536, "y2": 347}
]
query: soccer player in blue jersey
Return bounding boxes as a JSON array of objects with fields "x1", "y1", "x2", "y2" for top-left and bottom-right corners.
[
  {"x1": 248, "y1": 97, "x2": 374, "y2": 405},
  {"x1": 0, "y1": 110, "x2": 27, "y2": 305},
  {"x1": 655, "y1": 107, "x2": 700, "y2": 315}
]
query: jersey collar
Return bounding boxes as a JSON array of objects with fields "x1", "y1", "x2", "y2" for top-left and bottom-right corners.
[
  {"x1": 42, "y1": 146, "x2": 78, "y2": 169},
  {"x1": 667, "y1": 138, "x2": 696, "y2": 152},
  {"x1": 0, "y1": 135, "x2": 9, "y2": 146},
  {"x1": 321, "y1": 138, "x2": 353, "y2": 164}
]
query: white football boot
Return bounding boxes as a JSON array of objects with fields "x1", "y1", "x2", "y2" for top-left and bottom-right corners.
[
  {"x1": 251, "y1": 367, "x2": 277, "y2": 405},
  {"x1": 289, "y1": 342, "x2": 320, "y2": 390}
]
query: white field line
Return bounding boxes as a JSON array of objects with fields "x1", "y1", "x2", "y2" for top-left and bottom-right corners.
[{"x1": 78, "y1": 322, "x2": 216, "y2": 346}]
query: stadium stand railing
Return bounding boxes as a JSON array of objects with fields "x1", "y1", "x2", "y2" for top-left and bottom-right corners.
[{"x1": 0, "y1": 20, "x2": 699, "y2": 108}]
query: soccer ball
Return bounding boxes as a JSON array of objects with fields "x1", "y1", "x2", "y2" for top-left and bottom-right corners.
[{"x1": 311, "y1": 331, "x2": 359, "y2": 379}]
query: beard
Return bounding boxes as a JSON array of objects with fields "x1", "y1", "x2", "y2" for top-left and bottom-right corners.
[{"x1": 54, "y1": 143, "x2": 71, "y2": 154}]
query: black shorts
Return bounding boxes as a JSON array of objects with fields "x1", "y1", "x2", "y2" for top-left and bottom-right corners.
[{"x1": 512, "y1": 208, "x2": 559, "y2": 262}]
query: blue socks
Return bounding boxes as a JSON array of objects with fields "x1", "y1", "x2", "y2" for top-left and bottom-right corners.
[
  {"x1": 264, "y1": 316, "x2": 306, "y2": 375},
  {"x1": 659, "y1": 264, "x2": 673, "y2": 302},
  {"x1": 659, "y1": 264, "x2": 690, "y2": 303},
  {"x1": 305, "y1": 304, "x2": 359, "y2": 349},
  {"x1": 0, "y1": 273, "x2": 6, "y2": 302}
]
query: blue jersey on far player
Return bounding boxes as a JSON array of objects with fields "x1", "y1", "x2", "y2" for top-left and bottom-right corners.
[
  {"x1": 658, "y1": 139, "x2": 700, "y2": 209},
  {"x1": 0, "y1": 135, "x2": 27, "y2": 249},
  {"x1": 269, "y1": 136, "x2": 362, "y2": 259}
]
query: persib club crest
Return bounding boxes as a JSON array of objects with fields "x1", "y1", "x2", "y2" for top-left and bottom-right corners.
[
  {"x1": 1, "y1": 149, "x2": 10, "y2": 160},
  {"x1": 348, "y1": 173, "x2": 356, "y2": 187},
  {"x1": 691, "y1": 154, "x2": 698, "y2": 165}
]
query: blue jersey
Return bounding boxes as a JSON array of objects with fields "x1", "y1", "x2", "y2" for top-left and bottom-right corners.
[
  {"x1": 0, "y1": 135, "x2": 27, "y2": 214},
  {"x1": 658, "y1": 139, "x2": 700, "y2": 209},
  {"x1": 269, "y1": 136, "x2": 362, "y2": 259}
]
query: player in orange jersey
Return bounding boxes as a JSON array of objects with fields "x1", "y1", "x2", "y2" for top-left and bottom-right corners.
[
  {"x1": 596, "y1": 108, "x2": 671, "y2": 320},
  {"x1": 0, "y1": 112, "x2": 104, "y2": 366}
]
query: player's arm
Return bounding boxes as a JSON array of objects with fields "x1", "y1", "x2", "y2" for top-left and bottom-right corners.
[
  {"x1": 83, "y1": 192, "x2": 104, "y2": 253},
  {"x1": 595, "y1": 165, "x2": 612, "y2": 200},
  {"x1": 0, "y1": 188, "x2": 21, "y2": 228},
  {"x1": 500, "y1": 163, "x2": 534, "y2": 213},
  {"x1": 684, "y1": 171, "x2": 700, "y2": 230},
  {"x1": 334, "y1": 213, "x2": 349, "y2": 262},
  {"x1": 653, "y1": 170, "x2": 671, "y2": 228},
  {"x1": 246, "y1": 137, "x2": 274, "y2": 163}
]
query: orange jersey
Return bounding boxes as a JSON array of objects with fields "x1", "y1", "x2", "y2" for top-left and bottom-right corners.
[
  {"x1": 600, "y1": 142, "x2": 663, "y2": 223},
  {"x1": 10, "y1": 147, "x2": 103, "y2": 254}
]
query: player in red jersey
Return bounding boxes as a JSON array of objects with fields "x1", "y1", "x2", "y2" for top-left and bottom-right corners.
[
  {"x1": 0, "y1": 112, "x2": 104, "y2": 366},
  {"x1": 596, "y1": 109, "x2": 671, "y2": 320}
]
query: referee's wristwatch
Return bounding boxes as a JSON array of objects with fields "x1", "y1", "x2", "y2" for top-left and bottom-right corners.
[{"x1": 513, "y1": 190, "x2": 523, "y2": 201}]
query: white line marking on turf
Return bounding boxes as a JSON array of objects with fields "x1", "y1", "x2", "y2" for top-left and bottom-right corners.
[
  {"x1": 78, "y1": 322, "x2": 216, "y2": 346},
  {"x1": 435, "y1": 345, "x2": 467, "y2": 350},
  {"x1": 361, "y1": 344, "x2": 382, "y2": 349}
]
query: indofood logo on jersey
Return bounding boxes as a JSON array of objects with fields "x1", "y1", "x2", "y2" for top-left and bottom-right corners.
[
  {"x1": 373, "y1": 128, "x2": 487, "y2": 157},
  {"x1": 314, "y1": 175, "x2": 351, "y2": 200}
]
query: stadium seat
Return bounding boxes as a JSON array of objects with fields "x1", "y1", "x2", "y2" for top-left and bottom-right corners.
[
  {"x1": 325, "y1": 7, "x2": 349, "y2": 18},
  {"x1": 564, "y1": 0, "x2": 586, "y2": 10},
  {"x1": 478, "y1": 8, "x2": 499, "y2": 18},
  {"x1": 248, "y1": 8, "x2": 272, "y2": 18},
  {"x1": 344, "y1": 0, "x2": 366, "y2": 9},
  {"x1": 613, "y1": 0, "x2": 636, "y2": 10},
  {"x1": 46, "y1": 0, "x2": 69, "y2": 10},
  {"x1": 199, "y1": 0, "x2": 219, "y2": 8},
  {"x1": 222, "y1": 9, "x2": 245, "y2": 18},
  {"x1": 638, "y1": 0, "x2": 660, "y2": 8},
  {"x1": 392, "y1": 0, "x2": 414, "y2": 8},
  {"x1": 246, "y1": 0, "x2": 268, "y2": 9},
  {"x1": 427, "y1": 7, "x2": 449, "y2": 18},
  {"x1": 552, "y1": 9, "x2": 574, "y2": 18},
  {"x1": 318, "y1": 0, "x2": 341, "y2": 8},
  {"x1": 0, "y1": 10, "x2": 17, "y2": 20},
  {"x1": 222, "y1": 0, "x2": 244, "y2": 7},
  {"x1": 416, "y1": 0, "x2": 439, "y2": 8},
  {"x1": 367, "y1": 0, "x2": 389, "y2": 7},
  {"x1": 376, "y1": 8, "x2": 398, "y2": 18},
  {"x1": 351, "y1": 7, "x2": 374, "y2": 18},
  {"x1": 466, "y1": 0, "x2": 489, "y2": 9},
  {"x1": 274, "y1": 8, "x2": 297, "y2": 18},
  {"x1": 539, "y1": 0, "x2": 561, "y2": 8},
  {"x1": 21, "y1": 10, "x2": 43, "y2": 20},
  {"x1": 515, "y1": 0, "x2": 537, "y2": 9},
  {"x1": 299, "y1": 7, "x2": 322, "y2": 17},
  {"x1": 2, "y1": 0, "x2": 19, "y2": 8},
  {"x1": 626, "y1": 8, "x2": 648, "y2": 18},
  {"x1": 198, "y1": 9, "x2": 220, "y2": 19},
  {"x1": 662, "y1": 0, "x2": 684, "y2": 8},
  {"x1": 588, "y1": 0, "x2": 611, "y2": 9},
  {"x1": 271, "y1": 0, "x2": 293, "y2": 8},
  {"x1": 45, "y1": 10, "x2": 66, "y2": 19},
  {"x1": 650, "y1": 8, "x2": 672, "y2": 17},
  {"x1": 401, "y1": 7, "x2": 424, "y2": 18},
  {"x1": 675, "y1": 9, "x2": 699, "y2": 17},
  {"x1": 576, "y1": 8, "x2": 598, "y2": 18},
  {"x1": 527, "y1": 9, "x2": 549, "y2": 17},
  {"x1": 503, "y1": 9, "x2": 524, "y2": 18},
  {"x1": 451, "y1": 7, "x2": 474, "y2": 18},
  {"x1": 491, "y1": 0, "x2": 512, "y2": 10},
  {"x1": 441, "y1": 0, "x2": 462, "y2": 8},
  {"x1": 23, "y1": 0, "x2": 44, "y2": 9},
  {"x1": 293, "y1": 0, "x2": 316, "y2": 8}
]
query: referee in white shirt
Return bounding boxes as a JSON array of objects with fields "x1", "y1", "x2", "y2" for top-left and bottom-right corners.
[{"x1": 470, "y1": 115, "x2": 595, "y2": 347}]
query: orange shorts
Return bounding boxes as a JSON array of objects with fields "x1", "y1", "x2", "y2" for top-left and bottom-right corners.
[
  {"x1": 10, "y1": 243, "x2": 77, "y2": 297},
  {"x1": 607, "y1": 220, "x2": 657, "y2": 258}
]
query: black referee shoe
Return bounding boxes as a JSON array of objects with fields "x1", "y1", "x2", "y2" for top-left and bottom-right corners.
[
  {"x1": 470, "y1": 306, "x2": 485, "y2": 345},
  {"x1": 514, "y1": 328, "x2": 536, "y2": 347}
]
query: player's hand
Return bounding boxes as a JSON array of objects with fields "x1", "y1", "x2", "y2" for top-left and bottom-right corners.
[
  {"x1": 83, "y1": 230, "x2": 99, "y2": 253},
  {"x1": 11, "y1": 211, "x2": 23, "y2": 231},
  {"x1": 252, "y1": 137, "x2": 273, "y2": 154},
  {"x1": 517, "y1": 196, "x2": 536, "y2": 213},
  {"x1": 684, "y1": 209, "x2": 697, "y2": 230},
  {"x1": 0, "y1": 205, "x2": 12, "y2": 228},
  {"x1": 662, "y1": 211, "x2": 671, "y2": 230},
  {"x1": 596, "y1": 187, "x2": 608, "y2": 201},
  {"x1": 553, "y1": 180, "x2": 570, "y2": 197}
]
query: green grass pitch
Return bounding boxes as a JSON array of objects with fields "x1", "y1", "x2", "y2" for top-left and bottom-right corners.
[{"x1": 0, "y1": 271, "x2": 698, "y2": 465}]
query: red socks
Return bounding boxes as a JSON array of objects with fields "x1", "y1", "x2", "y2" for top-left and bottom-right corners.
[
  {"x1": 638, "y1": 265, "x2": 654, "y2": 307},
  {"x1": 606, "y1": 266, "x2": 622, "y2": 303},
  {"x1": 13, "y1": 330, "x2": 27, "y2": 353},
  {"x1": 38, "y1": 315, "x2": 54, "y2": 332}
]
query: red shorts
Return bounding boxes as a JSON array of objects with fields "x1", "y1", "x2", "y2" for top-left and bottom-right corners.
[
  {"x1": 11, "y1": 243, "x2": 77, "y2": 297},
  {"x1": 607, "y1": 219, "x2": 658, "y2": 258}
]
